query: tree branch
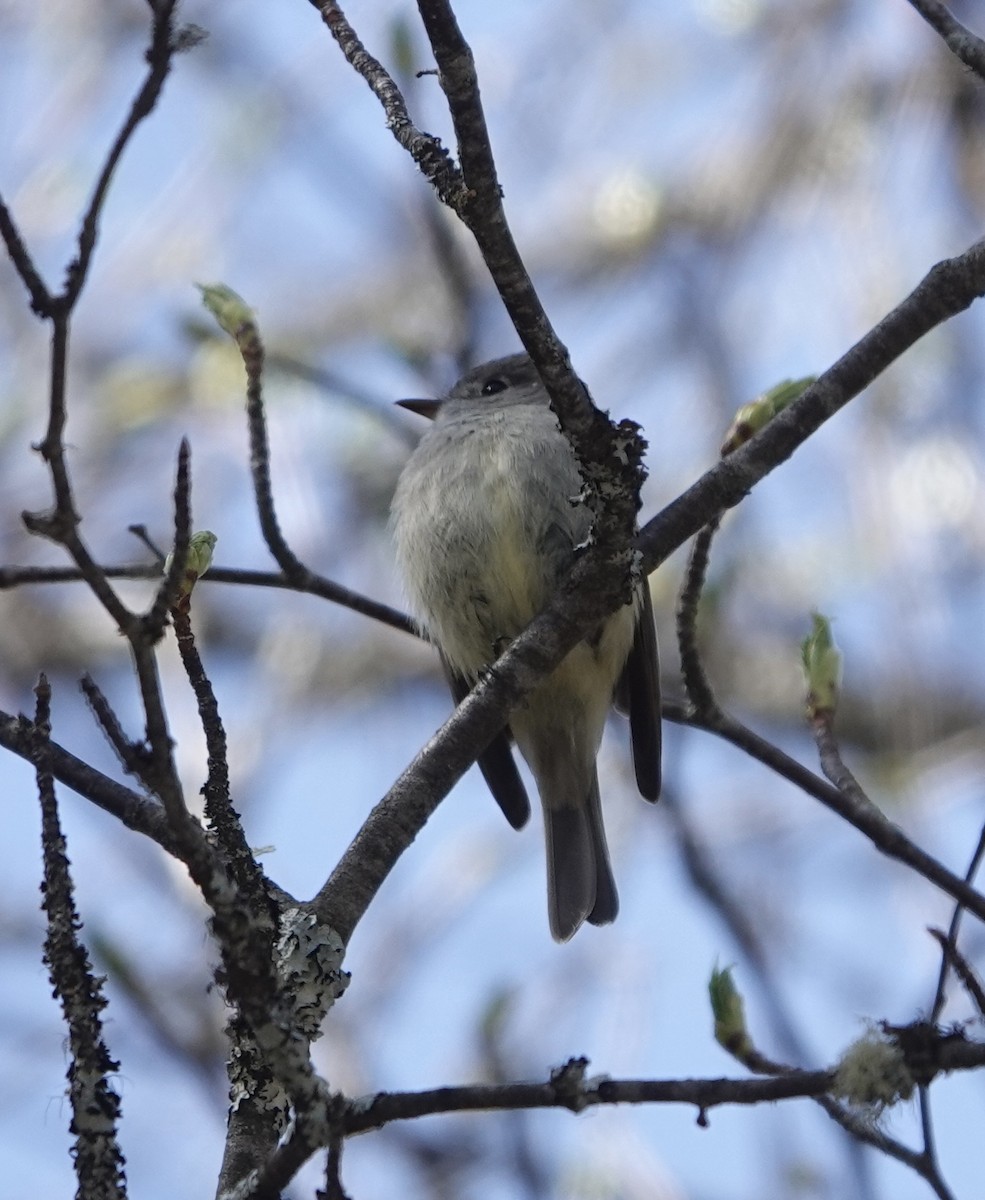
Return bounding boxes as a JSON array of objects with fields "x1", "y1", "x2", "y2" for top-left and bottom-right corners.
[{"x1": 906, "y1": 0, "x2": 985, "y2": 81}]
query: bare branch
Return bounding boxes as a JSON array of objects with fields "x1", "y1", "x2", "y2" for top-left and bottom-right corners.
[
  {"x1": 0, "y1": 562, "x2": 417, "y2": 637},
  {"x1": 906, "y1": 0, "x2": 985, "y2": 81},
  {"x1": 0, "y1": 705, "x2": 179, "y2": 851},
  {"x1": 817, "y1": 1094, "x2": 957, "y2": 1200},
  {"x1": 80, "y1": 673, "x2": 150, "y2": 779},
  {"x1": 62, "y1": 0, "x2": 184, "y2": 308},
  {"x1": 336, "y1": 1028, "x2": 985, "y2": 1135},
  {"x1": 0, "y1": 193, "x2": 51, "y2": 312},
  {"x1": 143, "y1": 438, "x2": 193, "y2": 640},
  {"x1": 669, "y1": 704, "x2": 985, "y2": 924},
  {"x1": 675, "y1": 519, "x2": 722, "y2": 716},
  {"x1": 170, "y1": 599, "x2": 267, "y2": 902},
  {"x1": 928, "y1": 927, "x2": 985, "y2": 1019},
  {"x1": 413, "y1": 1, "x2": 598, "y2": 438},
  {"x1": 312, "y1": 1, "x2": 465, "y2": 206},
  {"x1": 33, "y1": 676, "x2": 127, "y2": 1200}
]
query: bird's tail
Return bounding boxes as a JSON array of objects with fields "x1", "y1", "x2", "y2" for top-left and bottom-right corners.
[{"x1": 544, "y1": 771, "x2": 618, "y2": 942}]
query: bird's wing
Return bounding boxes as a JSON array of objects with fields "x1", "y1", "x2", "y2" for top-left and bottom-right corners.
[
  {"x1": 441, "y1": 654, "x2": 531, "y2": 830},
  {"x1": 617, "y1": 583, "x2": 662, "y2": 801}
]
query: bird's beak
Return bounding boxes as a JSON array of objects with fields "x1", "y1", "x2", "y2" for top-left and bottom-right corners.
[{"x1": 395, "y1": 398, "x2": 442, "y2": 421}]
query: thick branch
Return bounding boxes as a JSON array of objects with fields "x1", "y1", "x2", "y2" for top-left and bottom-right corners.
[{"x1": 906, "y1": 0, "x2": 985, "y2": 80}]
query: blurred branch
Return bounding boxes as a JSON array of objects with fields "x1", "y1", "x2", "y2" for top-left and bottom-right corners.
[
  {"x1": 659, "y1": 784, "x2": 811, "y2": 1061},
  {"x1": 820, "y1": 1091, "x2": 955, "y2": 1200},
  {"x1": 928, "y1": 927, "x2": 985, "y2": 1019},
  {"x1": 264, "y1": 350, "x2": 417, "y2": 444},
  {"x1": 80, "y1": 673, "x2": 152, "y2": 780},
  {"x1": 906, "y1": 0, "x2": 985, "y2": 81}
]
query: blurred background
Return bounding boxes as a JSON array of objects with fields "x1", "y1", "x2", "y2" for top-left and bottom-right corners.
[{"x1": 2, "y1": 0, "x2": 985, "y2": 1197}]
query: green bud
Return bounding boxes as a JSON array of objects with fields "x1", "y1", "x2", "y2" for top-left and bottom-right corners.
[
  {"x1": 197, "y1": 283, "x2": 255, "y2": 339},
  {"x1": 709, "y1": 965, "x2": 752, "y2": 1057},
  {"x1": 801, "y1": 611, "x2": 842, "y2": 718},
  {"x1": 164, "y1": 530, "x2": 218, "y2": 599},
  {"x1": 721, "y1": 376, "x2": 816, "y2": 455}
]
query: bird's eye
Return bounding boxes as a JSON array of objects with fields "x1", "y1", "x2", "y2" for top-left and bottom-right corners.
[{"x1": 480, "y1": 377, "x2": 508, "y2": 396}]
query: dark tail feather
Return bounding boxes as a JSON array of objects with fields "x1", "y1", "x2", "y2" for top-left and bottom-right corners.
[
  {"x1": 545, "y1": 773, "x2": 618, "y2": 941},
  {"x1": 586, "y1": 774, "x2": 618, "y2": 926}
]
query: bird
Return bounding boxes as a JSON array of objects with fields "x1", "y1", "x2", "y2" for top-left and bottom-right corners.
[{"x1": 390, "y1": 353, "x2": 660, "y2": 940}]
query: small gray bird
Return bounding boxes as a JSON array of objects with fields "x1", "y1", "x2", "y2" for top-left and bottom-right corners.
[{"x1": 390, "y1": 354, "x2": 661, "y2": 941}]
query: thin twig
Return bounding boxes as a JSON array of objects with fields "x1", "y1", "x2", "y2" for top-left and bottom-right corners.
[
  {"x1": 79, "y1": 673, "x2": 149, "y2": 779},
  {"x1": 817, "y1": 1095, "x2": 956, "y2": 1200},
  {"x1": 0, "y1": 193, "x2": 51, "y2": 312},
  {"x1": 143, "y1": 438, "x2": 192, "y2": 640},
  {"x1": 0, "y1": 562, "x2": 417, "y2": 637},
  {"x1": 0, "y1": 706, "x2": 179, "y2": 851},
  {"x1": 928, "y1": 927, "x2": 985, "y2": 1018},
  {"x1": 675, "y1": 518, "x2": 722, "y2": 715},
  {"x1": 239, "y1": 312, "x2": 311, "y2": 580},
  {"x1": 128, "y1": 523, "x2": 167, "y2": 561},
  {"x1": 917, "y1": 1087, "x2": 947, "y2": 1198},
  {"x1": 662, "y1": 704, "x2": 985, "y2": 923},
  {"x1": 321, "y1": 1137, "x2": 350, "y2": 1200},
  {"x1": 928, "y1": 818, "x2": 985, "y2": 1020},
  {"x1": 62, "y1": 0, "x2": 182, "y2": 307}
]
